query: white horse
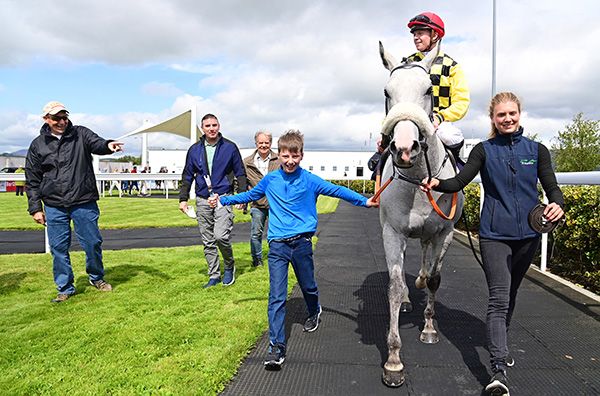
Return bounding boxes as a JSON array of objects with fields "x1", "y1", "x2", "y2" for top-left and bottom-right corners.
[{"x1": 378, "y1": 41, "x2": 464, "y2": 387}]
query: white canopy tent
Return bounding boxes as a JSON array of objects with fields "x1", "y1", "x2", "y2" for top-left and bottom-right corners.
[{"x1": 117, "y1": 108, "x2": 201, "y2": 168}]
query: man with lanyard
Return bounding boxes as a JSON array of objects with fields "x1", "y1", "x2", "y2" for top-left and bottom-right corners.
[
  {"x1": 243, "y1": 131, "x2": 279, "y2": 267},
  {"x1": 179, "y1": 114, "x2": 247, "y2": 288},
  {"x1": 382, "y1": 12, "x2": 470, "y2": 166}
]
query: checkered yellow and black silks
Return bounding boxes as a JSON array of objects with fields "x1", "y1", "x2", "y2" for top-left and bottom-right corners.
[{"x1": 404, "y1": 52, "x2": 458, "y2": 114}]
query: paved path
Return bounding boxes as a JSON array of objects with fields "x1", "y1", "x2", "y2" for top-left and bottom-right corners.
[
  {"x1": 0, "y1": 223, "x2": 253, "y2": 254},
  {"x1": 222, "y1": 200, "x2": 600, "y2": 396}
]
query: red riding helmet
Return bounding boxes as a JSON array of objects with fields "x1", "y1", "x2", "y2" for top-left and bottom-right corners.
[{"x1": 407, "y1": 12, "x2": 445, "y2": 39}]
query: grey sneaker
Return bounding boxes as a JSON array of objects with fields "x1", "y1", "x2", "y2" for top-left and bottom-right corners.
[
  {"x1": 303, "y1": 305, "x2": 322, "y2": 332},
  {"x1": 51, "y1": 294, "x2": 71, "y2": 303},
  {"x1": 89, "y1": 279, "x2": 113, "y2": 291},
  {"x1": 485, "y1": 369, "x2": 509, "y2": 395}
]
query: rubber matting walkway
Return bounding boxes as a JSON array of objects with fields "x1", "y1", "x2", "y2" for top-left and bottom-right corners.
[{"x1": 221, "y1": 200, "x2": 600, "y2": 396}]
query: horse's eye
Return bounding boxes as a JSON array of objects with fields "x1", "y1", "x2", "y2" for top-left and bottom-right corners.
[
  {"x1": 425, "y1": 87, "x2": 432, "y2": 96},
  {"x1": 384, "y1": 89, "x2": 390, "y2": 98}
]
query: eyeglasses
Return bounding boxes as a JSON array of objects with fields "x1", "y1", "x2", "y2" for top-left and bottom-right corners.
[{"x1": 48, "y1": 114, "x2": 69, "y2": 122}]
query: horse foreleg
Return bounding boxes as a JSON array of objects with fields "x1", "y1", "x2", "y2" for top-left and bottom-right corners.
[
  {"x1": 381, "y1": 227, "x2": 406, "y2": 387},
  {"x1": 383, "y1": 264, "x2": 405, "y2": 387}
]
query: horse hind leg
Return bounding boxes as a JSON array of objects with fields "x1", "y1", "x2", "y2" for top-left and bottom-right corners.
[
  {"x1": 419, "y1": 232, "x2": 452, "y2": 344},
  {"x1": 420, "y1": 271, "x2": 441, "y2": 344},
  {"x1": 415, "y1": 241, "x2": 430, "y2": 290}
]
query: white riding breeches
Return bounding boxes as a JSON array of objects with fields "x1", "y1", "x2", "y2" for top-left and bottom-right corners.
[{"x1": 436, "y1": 122, "x2": 464, "y2": 147}]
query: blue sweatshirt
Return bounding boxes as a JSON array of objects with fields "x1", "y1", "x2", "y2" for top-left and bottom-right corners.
[{"x1": 220, "y1": 167, "x2": 368, "y2": 240}]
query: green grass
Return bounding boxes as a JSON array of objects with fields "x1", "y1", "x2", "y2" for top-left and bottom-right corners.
[
  {"x1": 0, "y1": 193, "x2": 339, "y2": 394},
  {"x1": 0, "y1": 243, "x2": 299, "y2": 395},
  {"x1": 0, "y1": 193, "x2": 339, "y2": 230}
]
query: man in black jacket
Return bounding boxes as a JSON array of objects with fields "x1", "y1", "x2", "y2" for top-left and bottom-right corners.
[{"x1": 25, "y1": 101, "x2": 123, "y2": 303}]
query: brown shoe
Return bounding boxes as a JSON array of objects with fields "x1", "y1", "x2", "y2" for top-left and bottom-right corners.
[
  {"x1": 89, "y1": 279, "x2": 113, "y2": 291},
  {"x1": 51, "y1": 294, "x2": 71, "y2": 303}
]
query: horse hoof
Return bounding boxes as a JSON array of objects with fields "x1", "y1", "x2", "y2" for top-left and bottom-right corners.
[
  {"x1": 382, "y1": 368, "x2": 405, "y2": 387},
  {"x1": 420, "y1": 331, "x2": 439, "y2": 344},
  {"x1": 400, "y1": 302, "x2": 413, "y2": 313}
]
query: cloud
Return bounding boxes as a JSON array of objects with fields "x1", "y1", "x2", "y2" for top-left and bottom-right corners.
[
  {"x1": 141, "y1": 82, "x2": 184, "y2": 97},
  {"x1": 1, "y1": 0, "x2": 599, "y2": 155}
]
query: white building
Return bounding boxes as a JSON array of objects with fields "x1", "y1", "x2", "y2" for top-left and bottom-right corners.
[
  {"x1": 147, "y1": 148, "x2": 375, "y2": 180},
  {"x1": 462, "y1": 139, "x2": 481, "y2": 160}
]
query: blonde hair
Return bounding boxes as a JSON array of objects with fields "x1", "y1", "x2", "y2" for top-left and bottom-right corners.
[
  {"x1": 488, "y1": 92, "x2": 521, "y2": 138},
  {"x1": 278, "y1": 130, "x2": 304, "y2": 153}
]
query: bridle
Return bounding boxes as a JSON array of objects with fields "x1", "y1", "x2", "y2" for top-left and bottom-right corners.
[{"x1": 375, "y1": 61, "x2": 458, "y2": 220}]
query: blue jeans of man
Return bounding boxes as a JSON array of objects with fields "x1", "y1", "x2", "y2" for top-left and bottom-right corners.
[
  {"x1": 267, "y1": 235, "x2": 320, "y2": 347},
  {"x1": 250, "y1": 207, "x2": 269, "y2": 260},
  {"x1": 479, "y1": 237, "x2": 540, "y2": 370},
  {"x1": 45, "y1": 202, "x2": 105, "y2": 295}
]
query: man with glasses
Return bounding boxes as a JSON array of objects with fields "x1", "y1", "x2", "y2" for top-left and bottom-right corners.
[
  {"x1": 25, "y1": 101, "x2": 123, "y2": 303},
  {"x1": 381, "y1": 12, "x2": 470, "y2": 166}
]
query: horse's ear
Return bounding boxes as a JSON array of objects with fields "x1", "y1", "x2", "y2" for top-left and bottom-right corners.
[
  {"x1": 379, "y1": 41, "x2": 398, "y2": 71},
  {"x1": 419, "y1": 42, "x2": 441, "y2": 72}
]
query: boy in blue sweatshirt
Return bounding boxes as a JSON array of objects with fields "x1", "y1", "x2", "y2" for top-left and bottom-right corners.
[{"x1": 208, "y1": 130, "x2": 378, "y2": 370}]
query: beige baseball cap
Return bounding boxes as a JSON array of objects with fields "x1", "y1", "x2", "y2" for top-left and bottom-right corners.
[{"x1": 42, "y1": 101, "x2": 69, "y2": 117}]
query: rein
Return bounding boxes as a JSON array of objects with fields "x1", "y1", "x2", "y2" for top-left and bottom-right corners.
[{"x1": 373, "y1": 140, "x2": 459, "y2": 221}]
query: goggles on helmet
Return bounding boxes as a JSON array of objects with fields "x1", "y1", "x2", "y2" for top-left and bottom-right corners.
[{"x1": 409, "y1": 14, "x2": 443, "y2": 31}]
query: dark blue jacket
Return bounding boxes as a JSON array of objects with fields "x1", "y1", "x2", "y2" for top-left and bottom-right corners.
[
  {"x1": 479, "y1": 128, "x2": 541, "y2": 239},
  {"x1": 179, "y1": 134, "x2": 247, "y2": 200}
]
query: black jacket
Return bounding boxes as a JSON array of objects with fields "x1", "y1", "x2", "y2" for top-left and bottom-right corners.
[{"x1": 25, "y1": 122, "x2": 114, "y2": 214}]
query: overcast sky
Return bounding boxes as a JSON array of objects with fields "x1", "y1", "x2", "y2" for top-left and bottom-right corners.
[{"x1": 1, "y1": 0, "x2": 598, "y2": 155}]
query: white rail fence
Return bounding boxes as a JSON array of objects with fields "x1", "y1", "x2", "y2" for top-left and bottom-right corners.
[{"x1": 1, "y1": 171, "x2": 599, "y2": 272}]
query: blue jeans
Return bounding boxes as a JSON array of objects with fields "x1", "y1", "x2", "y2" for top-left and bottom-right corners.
[
  {"x1": 267, "y1": 235, "x2": 319, "y2": 346},
  {"x1": 250, "y1": 207, "x2": 269, "y2": 259},
  {"x1": 45, "y1": 202, "x2": 105, "y2": 295},
  {"x1": 480, "y1": 237, "x2": 540, "y2": 370}
]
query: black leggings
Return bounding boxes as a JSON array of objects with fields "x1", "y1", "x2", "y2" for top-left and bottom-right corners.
[{"x1": 479, "y1": 237, "x2": 540, "y2": 370}]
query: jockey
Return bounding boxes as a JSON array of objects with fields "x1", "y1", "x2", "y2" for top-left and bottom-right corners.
[{"x1": 381, "y1": 12, "x2": 470, "y2": 166}]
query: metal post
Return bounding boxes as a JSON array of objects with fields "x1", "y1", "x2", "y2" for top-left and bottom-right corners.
[
  {"x1": 44, "y1": 225, "x2": 50, "y2": 254},
  {"x1": 492, "y1": 0, "x2": 497, "y2": 97}
]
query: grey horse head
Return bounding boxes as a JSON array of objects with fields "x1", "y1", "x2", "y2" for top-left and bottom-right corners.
[{"x1": 379, "y1": 41, "x2": 439, "y2": 168}]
